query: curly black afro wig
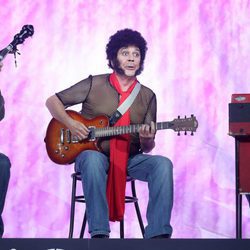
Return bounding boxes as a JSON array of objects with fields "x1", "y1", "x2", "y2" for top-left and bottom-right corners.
[{"x1": 106, "y1": 28, "x2": 148, "y2": 75}]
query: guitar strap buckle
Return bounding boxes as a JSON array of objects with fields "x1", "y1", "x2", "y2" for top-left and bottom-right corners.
[
  {"x1": 109, "y1": 82, "x2": 141, "y2": 126},
  {"x1": 109, "y1": 110, "x2": 122, "y2": 126}
]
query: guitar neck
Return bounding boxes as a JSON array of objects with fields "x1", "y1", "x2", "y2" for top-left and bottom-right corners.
[
  {"x1": 0, "y1": 46, "x2": 13, "y2": 62},
  {"x1": 94, "y1": 122, "x2": 172, "y2": 138}
]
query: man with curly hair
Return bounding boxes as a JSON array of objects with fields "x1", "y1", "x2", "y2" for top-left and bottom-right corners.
[
  {"x1": 46, "y1": 29, "x2": 173, "y2": 239},
  {"x1": 0, "y1": 62, "x2": 11, "y2": 238}
]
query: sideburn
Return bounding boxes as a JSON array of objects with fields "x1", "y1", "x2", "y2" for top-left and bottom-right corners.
[
  {"x1": 112, "y1": 58, "x2": 125, "y2": 75},
  {"x1": 111, "y1": 58, "x2": 142, "y2": 76}
]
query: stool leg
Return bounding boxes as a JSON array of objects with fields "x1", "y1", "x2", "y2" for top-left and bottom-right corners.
[
  {"x1": 69, "y1": 174, "x2": 77, "y2": 238},
  {"x1": 236, "y1": 193, "x2": 242, "y2": 238},
  {"x1": 120, "y1": 219, "x2": 124, "y2": 238},
  {"x1": 79, "y1": 211, "x2": 87, "y2": 238},
  {"x1": 131, "y1": 180, "x2": 145, "y2": 238}
]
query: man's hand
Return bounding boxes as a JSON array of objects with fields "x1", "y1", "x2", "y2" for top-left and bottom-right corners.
[
  {"x1": 67, "y1": 118, "x2": 90, "y2": 141},
  {"x1": 46, "y1": 94, "x2": 90, "y2": 141},
  {"x1": 139, "y1": 121, "x2": 156, "y2": 139},
  {"x1": 139, "y1": 121, "x2": 156, "y2": 153}
]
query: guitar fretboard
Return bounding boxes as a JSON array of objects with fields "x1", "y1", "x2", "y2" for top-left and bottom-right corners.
[{"x1": 94, "y1": 122, "x2": 172, "y2": 138}]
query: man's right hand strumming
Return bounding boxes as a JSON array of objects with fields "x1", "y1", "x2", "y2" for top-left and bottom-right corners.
[
  {"x1": 67, "y1": 118, "x2": 90, "y2": 141},
  {"x1": 46, "y1": 94, "x2": 89, "y2": 141}
]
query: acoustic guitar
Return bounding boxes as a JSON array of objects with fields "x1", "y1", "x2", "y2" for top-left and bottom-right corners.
[{"x1": 44, "y1": 110, "x2": 198, "y2": 165}]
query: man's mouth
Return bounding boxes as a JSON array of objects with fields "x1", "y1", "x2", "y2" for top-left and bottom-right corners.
[{"x1": 126, "y1": 66, "x2": 136, "y2": 70}]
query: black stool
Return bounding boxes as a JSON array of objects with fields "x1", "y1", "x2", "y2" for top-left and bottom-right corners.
[{"x1": 68, "y1": 172, "x2": 145, "y2": 238}]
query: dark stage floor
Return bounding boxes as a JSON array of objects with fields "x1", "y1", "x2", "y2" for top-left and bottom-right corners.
[{"x1": 1, "y1": 239, "x2": 250, "y2": 250}]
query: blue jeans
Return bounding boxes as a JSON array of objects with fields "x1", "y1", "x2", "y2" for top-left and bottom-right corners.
[
  {"x1": 0, "y1": 153, "x2": 11, "y2": 238},
  {"x1": 75, "y1": 150, "x2": 173, "y2": 238}
]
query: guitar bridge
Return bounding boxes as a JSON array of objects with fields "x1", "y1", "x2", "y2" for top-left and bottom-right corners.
[{"x1": 88, "y1": 126, "x2": 96, "y2": 141}]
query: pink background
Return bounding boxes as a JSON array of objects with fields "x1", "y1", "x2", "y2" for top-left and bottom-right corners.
[{"x1": 1, "y1": 0, "x2": 250, "y2": 238}]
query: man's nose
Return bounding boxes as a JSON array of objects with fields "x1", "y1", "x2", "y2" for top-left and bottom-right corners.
[{"x1": 128, "y1": 54, "x2": 134, "y2": 61}]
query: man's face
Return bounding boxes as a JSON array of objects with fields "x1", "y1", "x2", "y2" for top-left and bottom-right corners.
[{"x1": 115, "y1": 45, "x2": 141, "y2": 77}]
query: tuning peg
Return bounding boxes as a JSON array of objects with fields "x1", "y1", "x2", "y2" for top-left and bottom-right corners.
[
  {"x1": 185, "y1": 115, "x2": 186, "y2": 119},
  {"x1": 178, "y1": 115, "x2": 180, "y2": 119},
  {"x1": 191, "y1": 131, "x2": 194, "y2": 136},
  {"x1": 191, "y1": 114, "x2": 194, "y2": 117},
  {"x1": 177, "y1": 131, "x2": 180, "y2": 136},
  {"x1": 184, "y1": 131, "x2": 187, "y2": 135}
]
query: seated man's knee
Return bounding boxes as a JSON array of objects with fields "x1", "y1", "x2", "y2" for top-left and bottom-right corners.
[
  {"x1": 154, "y1": 156, "x2": 173, "y2": 178},
  {"x1": 76, "y1": 150, "x2": 107, "y2": 173}
]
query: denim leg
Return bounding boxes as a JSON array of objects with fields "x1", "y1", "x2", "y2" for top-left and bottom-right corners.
[
  {"x1": 0, "y1": 153, "x2": 11, "y2": 238},
  {"x1": 127, "y1": 154, "x2": 173, "y2": 239},
  {"x1": 75, "y1": 150, "x2": 110, "y2": 237}
]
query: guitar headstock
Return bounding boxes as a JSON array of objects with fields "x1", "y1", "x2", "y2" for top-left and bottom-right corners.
[
  {"x1": 171, "y1": 114, "x2": 198, "y2": 135},
  {"x1": 10, "y1": 25, "x2": 34, "y2": 49}
]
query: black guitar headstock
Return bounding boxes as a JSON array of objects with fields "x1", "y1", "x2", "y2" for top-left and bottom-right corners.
[
  {"x1": 11, "y1": 25, "x2": 34, "y2": 49},
  {"x1": 0, "y1": 25, "x2": 34, "y2": 64}
]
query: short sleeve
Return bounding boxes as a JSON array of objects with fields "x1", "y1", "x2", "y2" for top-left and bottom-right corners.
[{"x1": 56, "y1": 75, "x2": 92, "y2": 108}]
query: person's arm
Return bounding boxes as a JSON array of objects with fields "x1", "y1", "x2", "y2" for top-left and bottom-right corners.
[
  {"x1": 0, "y1": 91, "x2": 5, "y2": 121},
  {"x1": 139, "y1": 121, "x2": 156, "y2": 153},
  {"x1": 0, "y1": 62, "x2": 5, "y2": 121},
  {"x1": 46, "y1": 94, "x2": 89, "y2": 140}
]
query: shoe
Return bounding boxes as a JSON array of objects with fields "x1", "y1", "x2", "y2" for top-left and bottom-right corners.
[
  {"x1": 151, "y1": 234, "x2": 170, "y2": 239},
  {"x1": 92, "y1": 234, "x2": 109, "y2": 238}
]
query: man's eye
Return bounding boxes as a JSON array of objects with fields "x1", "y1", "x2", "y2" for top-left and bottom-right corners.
[{"x1": 122, "y1": 51, "x2": 128, "y2": 56}]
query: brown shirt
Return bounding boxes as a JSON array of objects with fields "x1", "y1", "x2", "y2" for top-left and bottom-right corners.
[{"x1": 56, "y1": 74, "x2": 157, "y2": 156}]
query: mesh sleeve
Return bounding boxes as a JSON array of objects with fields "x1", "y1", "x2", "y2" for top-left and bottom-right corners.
[
  {"x1": 143, "y1": 94, "x2": 157, "y2": 125},
  {"x1": 56, "y1": 75, "x2": 92, "y2": 108}
]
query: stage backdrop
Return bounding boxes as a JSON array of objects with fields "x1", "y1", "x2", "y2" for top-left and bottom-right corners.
[{"x1": 1, "y1": 0, "x2": 250, "y2": 238}]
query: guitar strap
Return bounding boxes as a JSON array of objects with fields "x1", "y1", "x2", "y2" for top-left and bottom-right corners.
[{"x1": 109, "y1": 82, "x2": 141, "y2": 126}]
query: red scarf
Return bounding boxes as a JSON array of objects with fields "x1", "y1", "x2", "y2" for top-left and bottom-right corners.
[{"x1": 107, "y1": 72, "x2": 137, "y2": 221}]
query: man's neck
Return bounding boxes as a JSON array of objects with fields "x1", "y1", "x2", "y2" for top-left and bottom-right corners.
[{"x1": 115, "y1": 72, "x2": 136, "y2": 92}]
